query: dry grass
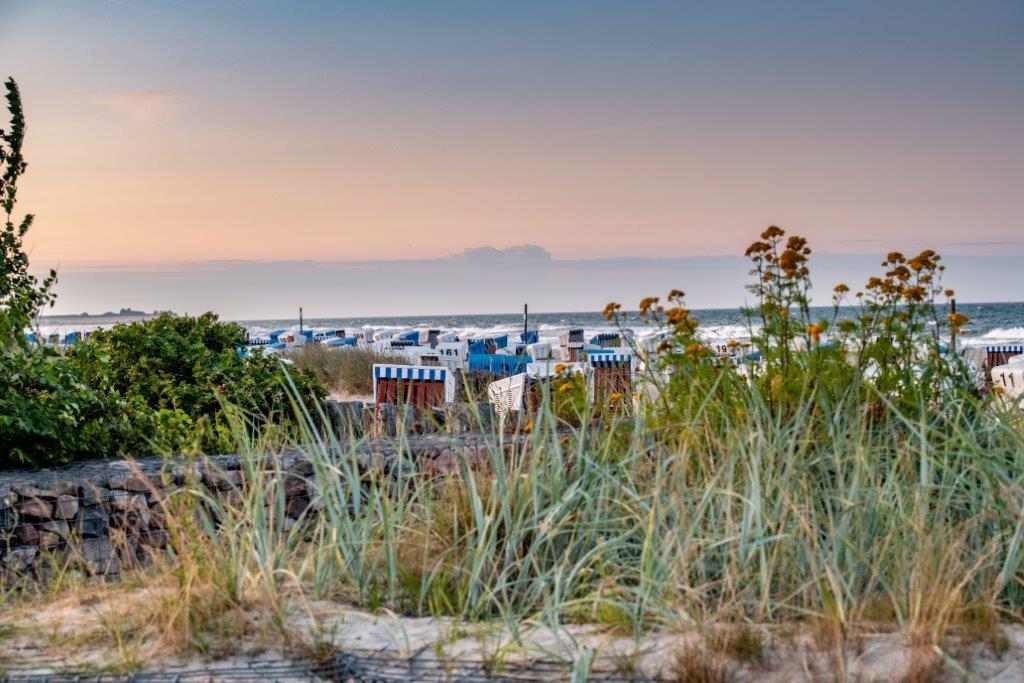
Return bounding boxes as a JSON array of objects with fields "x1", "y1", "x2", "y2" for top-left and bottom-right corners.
[
  {"x1": 4, "y1": 367, "x2": 1024, "y2": 678},
  {"x1": 286, "y1": 345, "x2": 407, "y2": 396}
]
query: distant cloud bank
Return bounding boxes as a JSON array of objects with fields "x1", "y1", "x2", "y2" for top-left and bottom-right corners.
[
  {"x1": 449, "y1": 245, "x2": 552, "y2": 261},
  {"x1": 39, "y1": 251, "x2": 1022, "y2": 320}
]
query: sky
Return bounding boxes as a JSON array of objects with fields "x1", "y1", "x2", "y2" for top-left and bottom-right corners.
[{"x1": 2, "y1": 0, "x2": 1022, "y2": 315}]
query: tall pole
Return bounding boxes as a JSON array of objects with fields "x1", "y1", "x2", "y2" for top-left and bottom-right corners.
[
  {"x1": 299, "y1": 307, "x2": 304, "y2": 334},
  {"x1": 949, "y1": 298, "x2": 956, "y2": 353},
  {"x1": 523, "y1": 303, "x2": 529, "y2": 344}
]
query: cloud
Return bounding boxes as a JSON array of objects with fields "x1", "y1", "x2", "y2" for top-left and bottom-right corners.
[
  {"x1": 94, "y1": 90, "x2": 183, "y2": 125},
  {"x1": 40, "y1": 251, "x2": 1022, "y2": 319},
  {"x1": 941, "y1": 240, "x2": 1024, "y2": 247},
  {"x1": 449, "y1": 244, "x2": 551, "y2": 261}
]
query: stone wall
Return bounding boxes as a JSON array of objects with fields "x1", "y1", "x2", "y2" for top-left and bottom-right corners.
[
  {"x1": 0, "y1": 452, "x2": 294, "y2": 579},
  {"x1": 1, "y1": 400, "x2": 509, "y2": 582}
]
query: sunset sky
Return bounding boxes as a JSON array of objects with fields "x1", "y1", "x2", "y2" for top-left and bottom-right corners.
[{"x1": 2, "y1": 1, "x2": 1022, "y2": 314}]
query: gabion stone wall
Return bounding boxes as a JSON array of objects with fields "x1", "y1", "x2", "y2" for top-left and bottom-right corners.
[
  {"x1": 1, "y1": 400, "x2": 508, "y2": 581},
  {"x1": 0, "y1": 451, "x2": 315, "y2": 579}
]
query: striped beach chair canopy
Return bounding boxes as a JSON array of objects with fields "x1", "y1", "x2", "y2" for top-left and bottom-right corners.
[
  {"x1": 589, "y1": 332, "x2": 622, "y2": 346},
  {"x1": 559, "y1": 328, "x2": 585, "y2": 345},
  {"x1": 985, "y1": 344, "x2": 1024, "y2": 370},
  {"x1": 390, "y1": 339, "x2": 416, "y2": 348},
  {"x1": 588, "y1": 353, "x2": 634, "y2": 368},
  {"x1": 373, "y1": 365, "x2": 450, "y2": 381},
  {"x1": 372, "y1": 364, "x2": 455, "y2": 405},
  {"x1": 986, "y1": 344, "x2": 1024, "y2": 353}
]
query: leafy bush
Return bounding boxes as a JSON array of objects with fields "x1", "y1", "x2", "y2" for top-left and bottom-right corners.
[
  {"x1": 66, "y1": 313, "x2": 327, "y2": 454},
  {"x1": 0, "y1": 347, "x2": 154, "y2": 467}
]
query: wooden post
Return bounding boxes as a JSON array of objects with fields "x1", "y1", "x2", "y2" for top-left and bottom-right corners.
[
  {"x1": 299, "y1": 307, "x2": 304, "y2": 334},
  {"x1": 523, "y1": 303, "x2": 529, "y2": 344},
  {"x1": 949, "y1": 298, "x2": 957, "y2": 353}
]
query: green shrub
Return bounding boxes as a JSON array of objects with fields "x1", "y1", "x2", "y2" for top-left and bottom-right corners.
[
  {"x1": 0, "y1": 347, "x2": 152, "y2": 467},
  {"x1": 65, "y1": 313, "x2": 327, "y2": 454}
]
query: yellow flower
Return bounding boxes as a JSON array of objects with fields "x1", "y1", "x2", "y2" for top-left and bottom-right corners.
[
  {"x1": 603, "y1": 302, "x2": 621, "y2": 321},
  {"x1": 666, "y1": 307, "x2": 690, "y2": 325},
  {"x1": 554, "y1": 363, "x2": 566, "y2": 373},
  {"x1": 558, "y1": 382, "x2": 574, "y2": 394},
  {"x1": 608, "y1": 392, "x2": 624, "y2": 402},
  {"x1": 948, "y1": 312, "x2": 969, "y2": 327},
  {"x1": 524, "y1": 421, "x2": 534, "y2": 433},
  {"x1": 638, "y1": 296, "x2": 660, "y2": 315},
  {"x1": 685, "y1": 342, "x2": 706, "y2": 358}
]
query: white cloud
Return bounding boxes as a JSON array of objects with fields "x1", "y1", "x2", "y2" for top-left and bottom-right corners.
[
  {"x1": 94, "y1": 90, "x2": 183, "y2": 125},
  {"x1": 449, "y1": 245, "x2": 551, "y2": 261}
]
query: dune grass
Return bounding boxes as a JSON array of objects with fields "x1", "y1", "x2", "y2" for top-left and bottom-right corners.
[
  {"x1": 5, "y1": 370, "x2": 1023, "y2": 675},
  {"x1": 286, "y1": 344, "x2": 408, "y2": 396}
]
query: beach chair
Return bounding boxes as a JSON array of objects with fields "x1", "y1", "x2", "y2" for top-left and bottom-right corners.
[
  {"x1": 986, "y1": 344, "x2": 1024, "y2": 370},
  {"x1": 588, "y1": 353, "x2": 634, "y2": 404},
  {"x1": 468, "y1": 353, "x2": 531, "y2": 376},
  {"x1": 435, "y1": 340, "x2": 469, "y2": 370},
  {"x1": 992, "y1": 363, "x2": 1024, "y2": 401},
  {"x1": 323, "y1": 336, "x2": 357, "y2": 347},
  {"x1": 527, "y1": 342, "x2": 552, "y2": 360},
  {"x1": 372, "y1": 364, "x2": 456, "y2": 408},
  {"x1": 589, "y1": 332, "x2": 622, "y2": 348}
]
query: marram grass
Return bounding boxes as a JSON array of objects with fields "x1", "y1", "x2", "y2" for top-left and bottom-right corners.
[{"x1": 5, "y1": 360, "x2": 1024, "y2": 668}]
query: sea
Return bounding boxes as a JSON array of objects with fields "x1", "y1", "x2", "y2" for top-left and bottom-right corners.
[
  {"x1": 236, "y1": 301, "x2": 1024, "y2": 347},
  {"x1": 37, "y1": 302, "x2": 1024, "y2": 347}
]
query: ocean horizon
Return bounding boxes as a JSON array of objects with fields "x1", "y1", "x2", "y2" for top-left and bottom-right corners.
[{"x1": 38, "y1": 301, "x2": 1024, "y2": 346}]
